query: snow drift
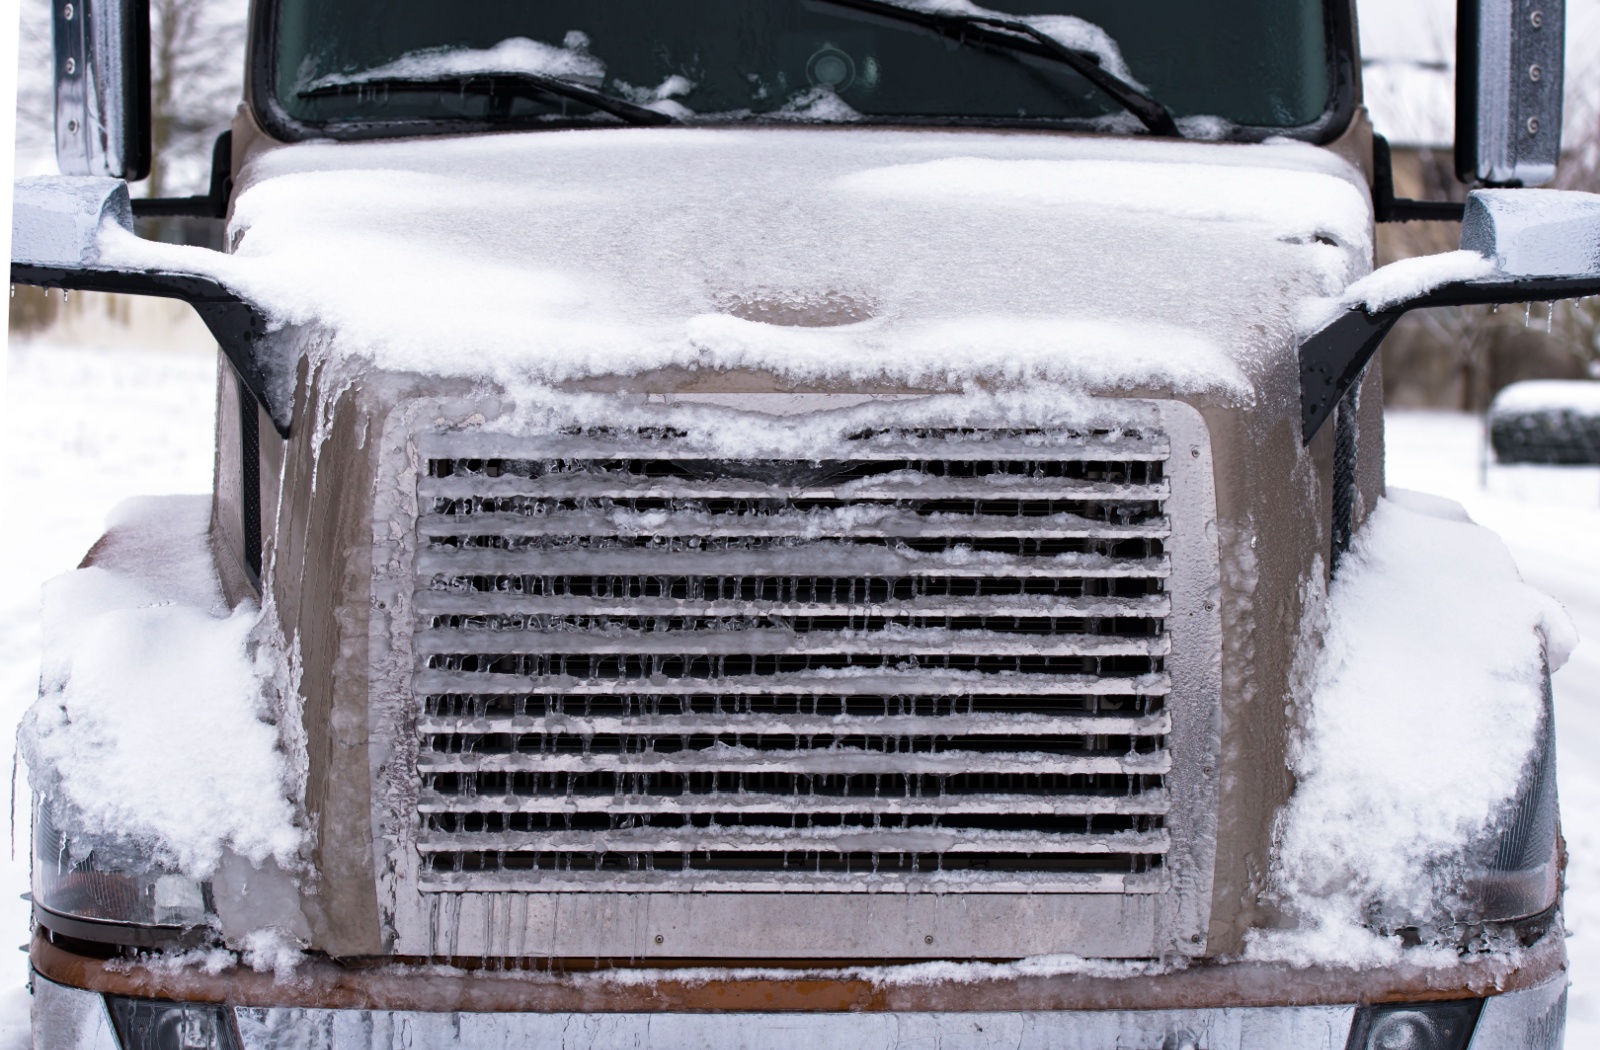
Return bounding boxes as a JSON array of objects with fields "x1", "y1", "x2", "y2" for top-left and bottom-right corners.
[
  {"x1": 19, "y1": 496, "x2": 302, "y2": 879},
  {"x1": 1251, "y1": 490, "x2": 1575, "y2": 966}
]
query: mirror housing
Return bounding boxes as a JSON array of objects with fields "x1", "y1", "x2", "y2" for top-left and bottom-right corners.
[
  {"x1": 54, "y1": 0, "x2": 150, "y2": 179},
  {"x1": 1301, "y1": 188, "x2": 1600, "y2": 443},
  {"x1": 12, "y1": 175, "x2": 133, "y2": 268},
  {"x1": 1456, "y1": 0, "x2": 1564, "y2": 187}
]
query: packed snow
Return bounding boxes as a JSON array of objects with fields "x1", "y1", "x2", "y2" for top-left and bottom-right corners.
[
  {"x1": 1493, "y1": 379, "x2": 1600, "y2": 417},
  {"x1": 1248, "y1": 489, "x2": 1574, "y2": 967},
  {"x1": 1336, "y1": 250, "x2": 1498, "y2": 313},
  {"x1": 885, "y1": 1, "x2": 1142, "y2": 87},
  {"x1": 19, "y1": 494, "x2": 302, "y2": 878},
  {"x1": 309, "y1": 33, "x2": 605, "y2": 91},
  {"x1": 68, "y1": 130, "x2": 1371, "y2": 411}
]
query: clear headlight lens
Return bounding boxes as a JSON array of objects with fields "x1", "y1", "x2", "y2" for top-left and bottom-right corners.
[
  {"x1": 106, "y1": 997, "x2": 241, "y2": 1050},
  {"x1": 32, "y1": 797, "x2": 210, "y2": 934}
]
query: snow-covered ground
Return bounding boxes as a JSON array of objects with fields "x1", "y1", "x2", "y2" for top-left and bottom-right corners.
[{"x1": 0, "y1": 346, "x2": 1598, "y2": 1042}]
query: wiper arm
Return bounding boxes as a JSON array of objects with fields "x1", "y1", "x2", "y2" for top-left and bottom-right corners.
[
  {"x1": 300, "y1": 72, "x2": 677, "y2": 127},
  {"x1": 811, "y1": 0, "x2": 1179, "y2": 137}
]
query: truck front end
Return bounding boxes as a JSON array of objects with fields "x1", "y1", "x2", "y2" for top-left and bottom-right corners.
[{"x1": 18, "y1": 1, "x2": 1585, "y2": 1047}]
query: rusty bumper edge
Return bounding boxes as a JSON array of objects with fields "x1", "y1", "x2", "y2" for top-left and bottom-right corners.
[{"x1": 31, "y1": 928, "x2": 1566, "y2": 1014}]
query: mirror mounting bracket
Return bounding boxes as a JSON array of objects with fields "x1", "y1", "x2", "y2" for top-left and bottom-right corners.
[
  {"x1": 11, "y1": 262, "x2": 285, "y2": 436},
  {"x1": 1300, "y1": 273, "x2": 1600, "y2": 444}
]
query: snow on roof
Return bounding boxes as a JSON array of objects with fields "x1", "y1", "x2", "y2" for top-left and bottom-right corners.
[{"x1": 90, "y1": 129, "x2": 1371, "y2": 409}]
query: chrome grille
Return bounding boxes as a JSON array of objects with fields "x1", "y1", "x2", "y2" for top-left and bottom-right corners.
[{"x1": 410, "y1": 426, "x2": 1174, "y2": 893}]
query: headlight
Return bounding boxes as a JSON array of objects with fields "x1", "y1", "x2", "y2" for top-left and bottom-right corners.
[
  {"x1": 106, "y1": 997, "x2": 240, "y2": 1050},
  {"x1": 32, "y1": 796, "x2": 211, "y2": 943},
  {"x1": 1346, "y1": 1000, "x2": 1482, "y2": 1050},
  {"x1": 1459, "y1": 676, "x2": 1561, "y2": 924}
]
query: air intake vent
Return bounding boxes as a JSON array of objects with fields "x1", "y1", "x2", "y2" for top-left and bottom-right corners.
[{"x1": 409, "y1": 426, "x2": 1175, "y2": 894}]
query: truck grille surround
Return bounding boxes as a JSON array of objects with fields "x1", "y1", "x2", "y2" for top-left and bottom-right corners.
[
  {"x1": 382, "y1": 400, "x2": 1221, "y2": 958},
  {"x1": 415, "y1": 424, "x2": 1179, "y2": 888}
]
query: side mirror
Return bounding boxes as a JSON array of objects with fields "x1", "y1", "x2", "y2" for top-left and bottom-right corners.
[
  {"x1": 54, "y1": 0, "x2": 150, "y2": 179},
  {"x1": 1300, "y1": 188, "x2": 1600, "y2": 442},
  {"x1": 1456, "y1": 0, "x2": 1564, "y2": 187}
]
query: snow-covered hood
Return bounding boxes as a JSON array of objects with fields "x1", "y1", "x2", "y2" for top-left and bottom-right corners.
[{"x1": 127, "y1": 128, "x2": 1375, "y2": 399}]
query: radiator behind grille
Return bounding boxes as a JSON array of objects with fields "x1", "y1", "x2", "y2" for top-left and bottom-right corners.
[{"x1": 410, "y1": 426, "x2": 1175, "y2": 894}]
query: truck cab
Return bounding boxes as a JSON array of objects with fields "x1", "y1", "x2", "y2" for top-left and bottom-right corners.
[{"x1": 13, "y1": 1, "x2": 1600, "y2": 1047}]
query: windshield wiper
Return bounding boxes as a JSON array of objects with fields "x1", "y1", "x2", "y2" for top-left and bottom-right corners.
[
  {"x1": 811, "y1": 0, "x2": 1179, "y2": 137},
  {"x1": 300, "y1": 72, "x2": 676, "y2": 127}
]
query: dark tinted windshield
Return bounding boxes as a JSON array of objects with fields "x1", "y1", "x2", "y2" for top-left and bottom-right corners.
[{"x1": 267, "y1": 0, "x2": 1337, "y2": 138}]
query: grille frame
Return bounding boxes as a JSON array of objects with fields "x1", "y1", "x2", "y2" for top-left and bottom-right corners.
[{"x1": 370, "y1": 395, "x2": 1221, "y2": 960}]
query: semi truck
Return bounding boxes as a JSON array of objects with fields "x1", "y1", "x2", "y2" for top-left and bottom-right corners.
[{"x1": 12, "y1": 0, "x2": 1600, "y2": 1047}]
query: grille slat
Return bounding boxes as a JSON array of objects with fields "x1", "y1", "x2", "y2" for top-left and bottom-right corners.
[
  {"x1": 416, "y1": 547, "x2": 1170, "y2": 579},
  {"x1": 418, "y1": 474, "x2": 1171, "y2": 502},
  {"x1": 416, "y1": 790, "x2": 1171, "y2": 817},
  {"x1": 416, "y1": 828, "x2": 1171, "y2": 855},
  {"x1": 414, "y1": 591, "x2": 1172, "y2": 619},
  {"x1": 418, "y1": 628, "x2": 1170, "y2": 658},
  {"x1": 410, "y1": 424, "x2": 1174, "y2": 893},
  {"x1": 415, "y1": 670, "x2": 1170, "y2": 697},
  {"x1": 418, "y1": 510, "x2": 1171, "y2": 542},
  {"x1": 416, "y1": 749, "x2": 1171, "y2": 777},
  {"x1": 416, "y1": 712, "x2": 1171, "y2": 738}
]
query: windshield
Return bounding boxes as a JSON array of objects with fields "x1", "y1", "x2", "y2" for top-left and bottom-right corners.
[{"x1": 264, "y1": 0, "x2": 1340, "y2": 140}]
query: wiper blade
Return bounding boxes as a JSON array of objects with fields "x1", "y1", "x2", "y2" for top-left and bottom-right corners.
[
  {"x1": 812, "y1": 0, "x2": 1179, "y2": 137},
  {"x1": 300, "y1": 72, "x2": 676, "y2": 127}
]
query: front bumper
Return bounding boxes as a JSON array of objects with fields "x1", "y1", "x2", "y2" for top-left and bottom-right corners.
[{"x1": 30, "y1": 928, "x2": 1569, "y2": 1050}]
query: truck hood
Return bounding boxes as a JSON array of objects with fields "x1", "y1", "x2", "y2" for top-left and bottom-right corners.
[{"x1": 118, "y1": 128, "x2": 1374, "y2": 401}]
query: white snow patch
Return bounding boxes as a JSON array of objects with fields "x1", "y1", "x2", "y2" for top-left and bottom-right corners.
[
  {"x1": 769, "y1": 86, "x2": 864, "y2": 122},
  {"x1": 1491, "y1": 379, "x2": 1600, "y2": 417},
  {"x1": 1298, "y1": 250, "x2": 1498, "y2": 334},
  {"x1": 1249, "y1": 491, "x2": 1574, "y2": 966},
  {"x1": 888, "y1": 1, "x2": 1142, "y2": 86},
  {"x1": 18, "y1": 496, "x2": 303, "y2": 878},
  {"x1": 583, "y1": 953, "x2": 1173, "y2": 989},
  {"x1": 834, "y1": 156, "x2": 1372, "y2": 254},
  {"x1": 1343, "y1": 250, "x2": 1497, "y2": 312},
  {"x1": 308, "y1": 33, "x2": 604, "y2": 90},
  {"x1": 83, "y1": 131, "x2": 1368, "y2": 402}
]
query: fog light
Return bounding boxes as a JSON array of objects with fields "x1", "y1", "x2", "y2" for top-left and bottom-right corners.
[
  {"x1": 1347, "y1": 1000, "x2": 1482, "y2": 1050},
  {"x1": 106, "y1": 997, "x2": 240, "y2": 1050}
]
